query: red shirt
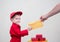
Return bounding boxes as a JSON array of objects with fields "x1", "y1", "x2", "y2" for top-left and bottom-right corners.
[{"x1": 10, "y1": 23, "x2": 28, "y2": 42}]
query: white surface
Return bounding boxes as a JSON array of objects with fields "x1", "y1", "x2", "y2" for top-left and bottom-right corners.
[{"x1": 0, "y1": 0, "x2": 60, "y2": 42}]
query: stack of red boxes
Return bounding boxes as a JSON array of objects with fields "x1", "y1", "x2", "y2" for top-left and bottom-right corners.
[{"x1": 28, "y1": 34, "x2": 47, "y2": 42}]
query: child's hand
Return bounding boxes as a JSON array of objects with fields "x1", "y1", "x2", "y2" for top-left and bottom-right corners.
[{"x1": 27, "y1": 26, "x2": 32, "y2": 31}]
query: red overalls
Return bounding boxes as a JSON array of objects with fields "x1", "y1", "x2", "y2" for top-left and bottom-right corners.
[{"x1": 10, "y1": 23, "x2": 28, "y2": 42}]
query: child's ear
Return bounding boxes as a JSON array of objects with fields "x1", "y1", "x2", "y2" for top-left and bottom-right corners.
[{"x1": 10, "y1": 18, "x2": 13, "y2": 22}]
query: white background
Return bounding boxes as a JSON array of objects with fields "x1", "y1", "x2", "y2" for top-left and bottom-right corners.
[{"x1": 0, "y1": 0, "x2": 60, "y2": 42}]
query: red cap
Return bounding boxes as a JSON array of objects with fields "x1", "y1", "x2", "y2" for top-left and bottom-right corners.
[{"x1": 10, "y1": 11, "x2": 22, "y2": 19}]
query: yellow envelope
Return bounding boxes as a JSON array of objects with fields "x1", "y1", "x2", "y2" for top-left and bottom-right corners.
[{"x1": 28, "y1": 20, "x2": 43, "y2": 30}]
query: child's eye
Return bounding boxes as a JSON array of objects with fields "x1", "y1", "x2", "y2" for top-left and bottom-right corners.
[{"x1": 16, "y1": 18, "x2": 20, "y2": 20}]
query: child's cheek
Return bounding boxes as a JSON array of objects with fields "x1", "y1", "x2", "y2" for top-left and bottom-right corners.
[
  {"x1": 16, "y1": 20, "x2": 20, "y2": 23},
  {"x1": 13, "y1": 19, "x2": 17, "y2": 23}
]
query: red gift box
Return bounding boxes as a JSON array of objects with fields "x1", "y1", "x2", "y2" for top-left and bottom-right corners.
[
  {"x1": 31, "y1": 38, "x2": 38, "y2": 41},
  {"x1": 36, "y1": 34, "x2": 42, "y2": 39}
]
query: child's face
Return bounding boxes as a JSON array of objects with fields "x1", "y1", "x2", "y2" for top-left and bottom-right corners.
[{"x1": 11, "y1": 15, "x2": 21, "y2": 25}]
